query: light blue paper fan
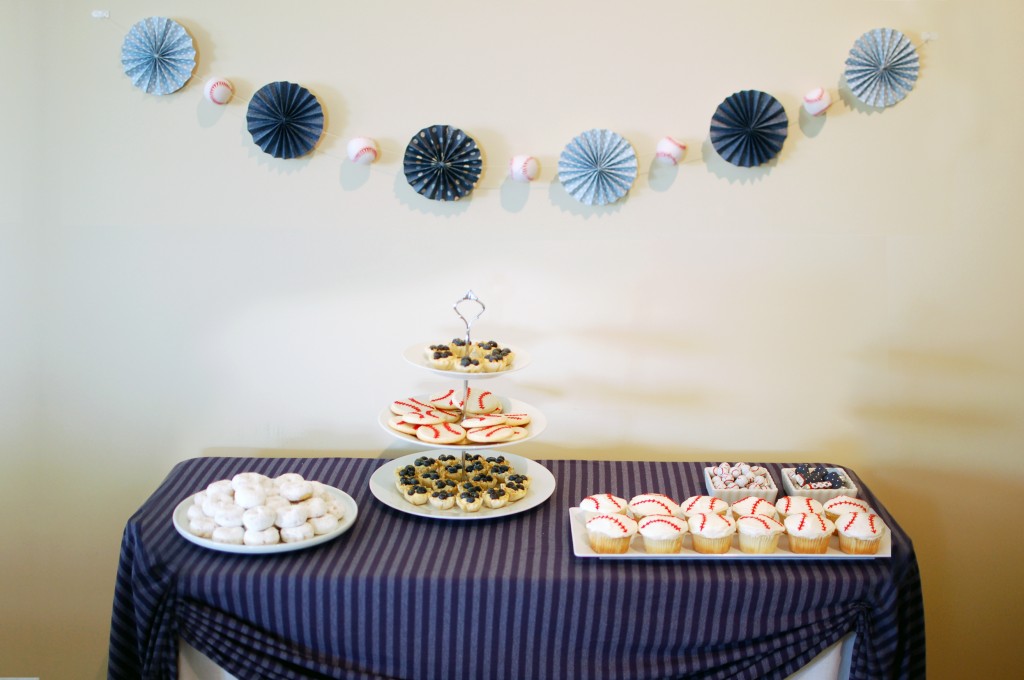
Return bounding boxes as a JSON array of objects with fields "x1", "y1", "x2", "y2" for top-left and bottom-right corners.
[
  {"x1": 120, "y1": 17, "x2": 196, "y2": 96},
  {"x1": 845, "y1": 28, "x2": 919, "y2": 108},
  {"x1": 558, "y1": 129, "x2": 637, "y2": 206}
]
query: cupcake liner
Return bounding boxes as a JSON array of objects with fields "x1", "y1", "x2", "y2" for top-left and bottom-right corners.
[
  {"x1": 787, "y1": 535, "x2": 831, "y2": 554},
  {"x1": 838, "y1": 534, "x2": 882, "y2": 555},
  {"x1": 642, "y1": 536, "x2": 684, "y2": 554},
  {"x1": 691, "y1": 534, "x2": 733, "y2": 555},
  {"x1": 738, "y1": 533, "x2": 781, "y2": 555},
  {"x1": 588, "y1": 532, "x2": 632, "y2": 554}
]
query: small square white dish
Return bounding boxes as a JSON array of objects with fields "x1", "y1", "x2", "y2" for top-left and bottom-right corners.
[{"x1": 780, "y1": 467, "x2": 859, "y2": 504}]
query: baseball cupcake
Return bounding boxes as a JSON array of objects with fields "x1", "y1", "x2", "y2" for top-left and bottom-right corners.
[
  {"x1": 579, "y1": 493, "x2": 629, "y2": 516},
  {"x1": 680, "y1": 495, "x2": 729, "y2": 519},
  {"x1": 783, "y1": 512, "x2": 835, "y2": 554},
  {"x1": 835, "y1": 511, "x2": 886, "y2": 555},
  {"x1": 586, "y1": 514, "x2": 638, "y2": 554},
  {"x1": 628, "y1": 493, "x2": 680, "y2": 520},
  {"x1": 736, "y1": 515, "x2": 786, "y2": 554},
  {"x1": 638, "y1": 515, "x2": 687, "y2": 554},
  {"x1": 822, "y1": 496, "x2": 872, "y2": 524},
  {"x1": 775, "y1": 496, "x2": 823, "y2": 521},
  {"x1": 686, "y1": 513, "x2": 736, "y2": 554}
]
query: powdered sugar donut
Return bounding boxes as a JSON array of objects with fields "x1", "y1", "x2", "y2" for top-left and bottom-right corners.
[
  {"x1": 186, "y1": 504, "x2": 206, "y2": 521},
  {"x1": 416, "y1": 422, "x2": 467, "y2": 445},
  {"x1": 242, "y1": 505, "x2": 277, "y2": 531},
  {"x1": 206, "y1": 480, "x2": 234, "y2": 497},
  {"x1": 275, "y1": 504, "x2": 309, "y2": 529},
  {"x1": 202, "y1": 493, "x2": 234, "y2": 518},
  {"x1": 234, "y1": 485, "x2": 267, "y2": 509},
  {"x1": 275, "y1": 473, "x2": 305, "y2": 486},
  {"x1": 280, "y1": 481, "x2": 314, "y2": 502},
  {"x1": 243, "y1": 527, "x2": 280, "y2": 546},
  {"x1": 280, "y1": 522, "x2": 315, "y2": 543},
  {"x1": 310, "y1": 513, "x2": 339, "y2": 535},
  {"x1": 213, "y1": 505, "x2": 245, "y2": 527},
  {"x1": 264, "y1": 495, "x2": 291, "y2": 511},
  {"x1": 230, "y1": 472, "x2": 267, "y2": 492},
  {"x1": 301, "y1": 496, "x2": 328, "y2": 519},
  {"x1": 189, "y1": 517, "x2": 217, "y2": 538},
  {"x1": 211, "y1": 526, "x2": 244, "y2": 545}
]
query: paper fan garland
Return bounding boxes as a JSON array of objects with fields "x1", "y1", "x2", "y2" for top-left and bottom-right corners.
[
  {"x1": 246, "y1": 82, "x2": 325, "y2": 159},
  {"x1": 404, "y1": 125, "x2": 483, "y2": 201},
  {"x1": 558, "y1": 129, "x2": 637, "y2": 205},
  {"x1": 120, "y1": 17, "x2": 196, "y2": 95},
  {"x1": 709, "y1": 90, "x2": 789, "y2": 167},
  {"x1": 845, "y1": 28, "x2": 919, "y2": 108}
]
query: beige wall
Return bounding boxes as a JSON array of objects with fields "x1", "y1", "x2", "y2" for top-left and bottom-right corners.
[{"x1": 3, "y1": 0, "x2": 1022, "y2": 677}]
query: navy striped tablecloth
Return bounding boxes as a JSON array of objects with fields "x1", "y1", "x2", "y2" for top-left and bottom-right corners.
[{"x1": 108, "y1": 458, "x2": 925, "y2": 680}]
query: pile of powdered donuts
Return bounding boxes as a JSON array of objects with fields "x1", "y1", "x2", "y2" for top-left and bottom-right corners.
[{"x1": 185, "y1": 472, "x2": 346, "y2": 546}]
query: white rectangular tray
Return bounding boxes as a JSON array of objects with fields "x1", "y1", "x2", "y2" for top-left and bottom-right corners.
[{"x1": 568, "y1": 508, "x2": 890, "y2": 560}]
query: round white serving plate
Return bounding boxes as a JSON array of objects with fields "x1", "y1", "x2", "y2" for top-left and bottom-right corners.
[
  {"x1": 369, "y1": 451, "x2": 555, "y2": 521},
  {"x1": 403, "y1": 343, "x2": 530, "y2": 380},
  {"x1": 379, "y1": 395, "x2": 546, "y2": 450},
  {"x1": 172, "y1": 486, "x2": 358, "y2": 555}
]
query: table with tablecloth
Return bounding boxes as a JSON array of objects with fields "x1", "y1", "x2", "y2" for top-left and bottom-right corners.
[{"x1": 107, "y1": 457, "x2": 925, "y2": 680}]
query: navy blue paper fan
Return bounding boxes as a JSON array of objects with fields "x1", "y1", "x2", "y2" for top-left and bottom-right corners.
[
  {"x1": 709, "y1": 90, "x2": 789, "y2": 167},
  {"x1": 246, "y1": 82, "x2": 324, "y2": 159},
  {"x1": 404, "y1": 125, "x2": 482, "y2": 201}
]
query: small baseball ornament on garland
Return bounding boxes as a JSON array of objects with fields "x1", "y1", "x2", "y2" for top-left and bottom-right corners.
[
  {"x1": 709, "y1": 90, "x2": 789, "y2": 167},
  {"x1": 508, "y1": 155, "x2": 539, "y2": 182},
  {"x1": 802, "y1": 88, "x2": 832, "y2": 116},
  {"x1": 845, "y1": 28, "x2": 919, "y2": 108},
  {"x1": 203, "y1": 77, "x2": 234, "y2": 105},
  {"x1": 347, "y1": 137, "x2": 379, "y2": 164},
  {"x1": 654, "y1": 137, "x2": 687, "y2": 165}
]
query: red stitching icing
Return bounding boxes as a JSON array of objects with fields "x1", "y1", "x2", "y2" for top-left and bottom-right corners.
[
  {"x1": 699, "y1": 514, "x2": 708, "y2": 532},
  {"x1": 685, "y1": 496, "x2": 708, "y2": 512},
  {"x1": 868, "y1": 514, "x2": 878, "y2": 534},
  {"x1": 590, "y1": 514, "x2": 630, "y2": 534},
  {"x1": 843, "y1": 512, "x2": 859, "y2": 532},
  {"x1": 633, "y1": 499, "x2": 674, "y2": 514},
  {"x1": 827, "y1": 500, "x2": 868, "y2": 512},
  {"x1": 641, "y1": 517, "x2": 683, "y2": 531},
  {"x1": 797, "y1": 514, "x2": 807, "y2": 531},
  {"x1": 740, "y1": 515, "x2": 772, "y2": 530}
]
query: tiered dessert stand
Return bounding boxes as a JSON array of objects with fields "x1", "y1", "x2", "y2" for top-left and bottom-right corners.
[{"x1": 369, "y1": 291, "x2": 555, "y2": 519}]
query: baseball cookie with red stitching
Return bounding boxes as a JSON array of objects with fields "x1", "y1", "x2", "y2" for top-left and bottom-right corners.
[{"x1": 415, "y1": 422, "x2": 467, "y2": 445}]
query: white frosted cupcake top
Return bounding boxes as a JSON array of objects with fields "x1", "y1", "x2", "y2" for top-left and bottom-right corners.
[
  {"x1": 784, "y1": 512, "x2": 835, "y2": 538},
  {"x1": 736, "y1": 514, "x2": 785, "y2": 536},
  {"x1": 835, "y1": 511, "x2": 886, "y2": 540},
  {"x1": 638, "y1": 515, "x2": 687, "y2": 539},
  {"x1": 687, "y1": 512, "x2": 736, "y2": 538},
  {"x1": 822, "y1": 495, "x2": 871, "y2": 516},
  {"x1": 628, "y1": 493, "x2": 680, "y2": 517},
  {"x1": 775, "y1": 496, "x2": 823, "y2": 516},
  {"x1": 730, "y1": 496, "x2": 776, "y2": 518},
  {"x1": 579, "y1": 493, "x2": 628, "y2": 514},
  {"x1": 586, "y1": 514, "x2": 638, "y2": 538},
  {"x1": 680, "y1": 495, "x2": 728, "y2": 518}
]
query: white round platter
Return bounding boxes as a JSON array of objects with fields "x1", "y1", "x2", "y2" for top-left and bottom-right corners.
[
  {"x1": 378, "y1": 395, "x2": 547, "y2": 450},
  {"x1": 172, "y1": 485, "x2": 358, "y2": 555},
  {"x1": 368, "y1": 450, "x2": 555, "y2": 521},
  {"x1": 403, "y1": 343, "x2": 531, "y2": 380}
]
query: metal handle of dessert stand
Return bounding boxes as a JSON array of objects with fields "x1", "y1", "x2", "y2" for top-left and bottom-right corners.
[{"x1": 453, "y1": 290, "x2": 485, "y2": 464}]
